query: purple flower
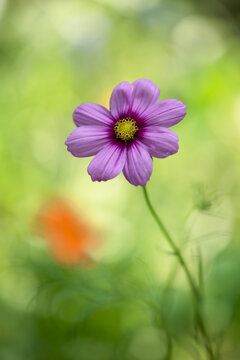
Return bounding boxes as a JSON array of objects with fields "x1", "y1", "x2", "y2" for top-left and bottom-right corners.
[{"x1": 65, "y1": 79, "x2": 186, "y2": 186}]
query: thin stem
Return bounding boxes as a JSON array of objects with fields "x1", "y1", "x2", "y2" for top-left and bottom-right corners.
[
  {"x1": 197, "y1": 247, "x2": 204, "y2": 293},
  {"x1": 142, "y1": 186, "x2": 216, "y2": 360}
]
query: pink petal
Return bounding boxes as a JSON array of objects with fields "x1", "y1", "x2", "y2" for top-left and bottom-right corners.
[
  {"x1": 73, "y1": 103, "x2": 115, "y2": 127},
  {"x1": 130, "y1": 79, "x2": 160, "y2": 117},
  {"x1": 110, "y1": 82, "x2": 133, "y2": 120},
  {"x1": 140, "y1": 126, "x2": 179, "y2": 158},
  {"x1": 65, "y1": 126, "x2": 111, "y2": 157},
  {"x1": 87, "y1": 142, "x2": 126, "y2": 182},
  {"x1": 123, "y1": 141, "x2": 153, "y2": 186},
  {"x1": 144, "y1": 99, "x2": 186, "y2": 128}
]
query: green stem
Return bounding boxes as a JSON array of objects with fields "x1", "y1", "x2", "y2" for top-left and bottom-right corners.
[{"x1": 142, "y1": 186, "x2": 216, "y2": 360}]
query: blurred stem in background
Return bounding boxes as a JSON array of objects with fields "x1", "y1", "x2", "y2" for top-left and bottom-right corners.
[{"x1": 142, "y1": 186, "x2": 217, "y2": 360}]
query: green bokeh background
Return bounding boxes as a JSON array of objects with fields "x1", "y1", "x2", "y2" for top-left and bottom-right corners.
[{"x1": 0, "y1": 0, "x2": 240, "y2": 359}]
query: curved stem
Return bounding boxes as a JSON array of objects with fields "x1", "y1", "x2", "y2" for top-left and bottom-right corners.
[{"x1": 142, "y1": 186, "x2": 216, "y2": 360}]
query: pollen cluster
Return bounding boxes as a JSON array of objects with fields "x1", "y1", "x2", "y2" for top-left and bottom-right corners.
[{"x1": 114, "y1": 118, "x2": 138, "y2": 142}]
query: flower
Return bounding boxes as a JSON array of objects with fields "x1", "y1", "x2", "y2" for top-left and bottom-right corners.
[
  {"x1": 65, "y1": 79, "x2": 186, "y2": 186},
  {"x1": 37, "y1": 198, "x2": 97, "y2": 266}
]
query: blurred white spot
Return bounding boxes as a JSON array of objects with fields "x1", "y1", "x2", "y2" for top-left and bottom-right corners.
[
  {"x1": 60, "y1": 13, "x2": 109, "y2": 48},
  {"x1": 0, "y1": 0, "x2": 6, "y2": 18},
  {"x1": 187, "y1": 197, "x2": 233, "y2": 260},
  {"x1": 233, "y1": 94, "x2": 240, "y2": 134},
  {"x1": 92, "y1": 212, "x2": 135, "y2": 263},
  {"x1": 71, "y1": 177, "x2": 135, "y2": 263},
  {"x1": 129, "y1": 327, "x2": 167, "y2": 360},
  {"x1": 96, "y1": 0, "x2": 159, "y2": 12},
  {"x1": 46, "y1": 2, "x2": 110, "y2": 49},
  {"x1": 32, "y1": 126, "x2": 58, "y2": 169},
  {"x1": 172, "y1": 16, "x2": 225, "y2": 65}
]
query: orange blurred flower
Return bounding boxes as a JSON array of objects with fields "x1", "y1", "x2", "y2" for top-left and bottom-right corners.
[{"x1": 37, "y1": 198, "x2": 97, "y2": 267}]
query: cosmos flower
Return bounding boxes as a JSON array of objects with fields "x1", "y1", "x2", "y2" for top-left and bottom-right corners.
[
  {"x1": 38, "y1": 198, "x2": 96, "y2": 266},
  {"x1": 65, "y1": 79, "x2": 186, "y2": 186}
]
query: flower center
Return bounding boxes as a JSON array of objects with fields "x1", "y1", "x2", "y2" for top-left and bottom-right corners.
[{"x1": 114, "y1": 118, "x2": 138, "y2": 142}]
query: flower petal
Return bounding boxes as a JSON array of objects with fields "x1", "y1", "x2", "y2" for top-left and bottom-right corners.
[
  {"x1": 65, "y1": 126, "x2": 111, "y2": 157},
  {"x1": 140, "y1": 127, "x2": 179, "y2": 158},
  {"x1": 144, "y1": 99, "x2": 186, "y2": 128},
  {"x1": 73, "y1": 103, "x2": 115, "y2": 127},
  {"x1": 123, "y1": 141, "x2": 153, "y2": 186},
  {"x1": 87, "y1": 142, "x2": 126, "y2": 182},
  {"x1": 110, "y1": 82, "x2": 133, "y2": 120},
  {"x1": 130, "y1": 79, "x2": 160, "y2": 117}
]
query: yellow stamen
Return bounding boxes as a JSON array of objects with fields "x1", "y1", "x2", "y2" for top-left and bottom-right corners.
[{"x1": 114, "y1": 117, "x2": 138, "y2": 142}]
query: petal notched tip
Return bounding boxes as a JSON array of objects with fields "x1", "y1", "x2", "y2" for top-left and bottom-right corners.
[
  {"x1": 140, "y1": 127, "x2": 180, "y2": 159},
  {"x1": 73, "y1": 103, "x2": 114, "y2": 127},
  {"x1": 144, "y1": 99, "x2": 187, "y2": 128},
  {"x1": 123, "y1": 141, "x2": 153, "y2": 187},
  {"x1": 87, "y1": 143, "x2": 127, "y2": 182},
  {"x1": 65, "y1": 126, "x2": 111, "y2": 158}
]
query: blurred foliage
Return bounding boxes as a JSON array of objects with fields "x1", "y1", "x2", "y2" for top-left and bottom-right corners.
[{"x1": 0, "y1": 0, "x2": 240, "y2": 359}]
